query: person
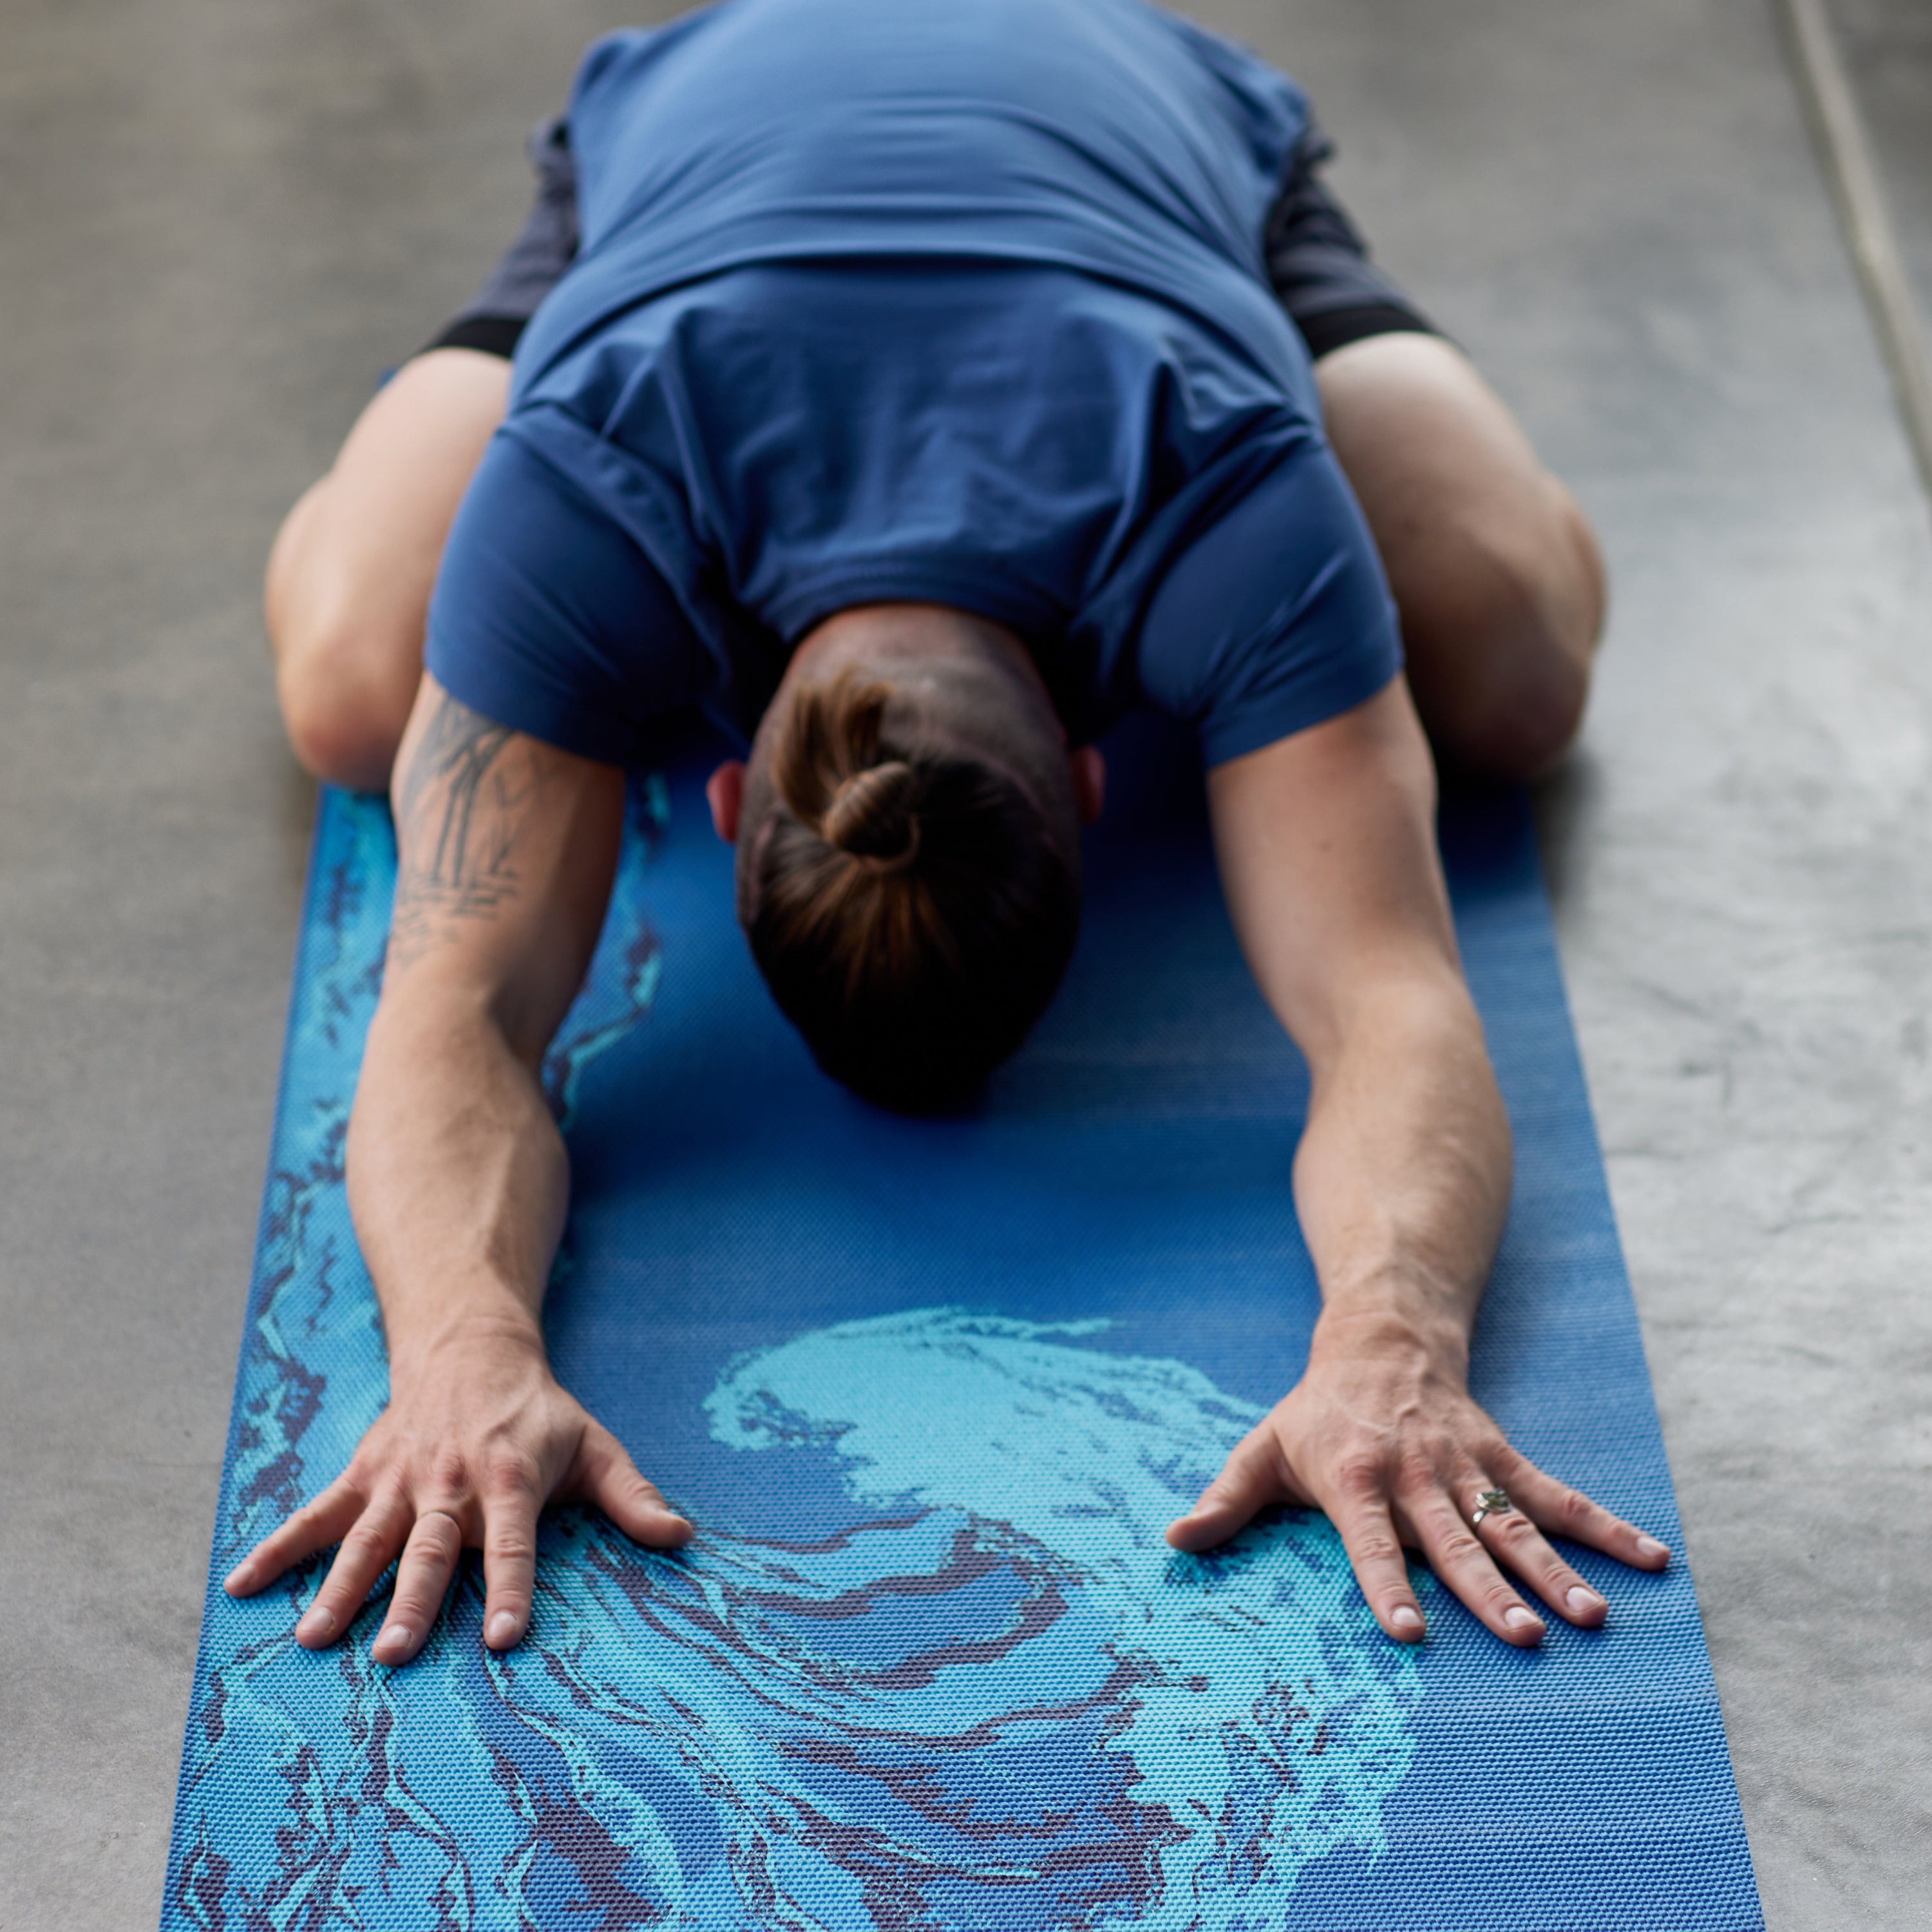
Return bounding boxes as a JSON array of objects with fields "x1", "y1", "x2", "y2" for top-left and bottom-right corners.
[{"x1": 227, "y1": 0, "x2": 1669, "y2": 1673}]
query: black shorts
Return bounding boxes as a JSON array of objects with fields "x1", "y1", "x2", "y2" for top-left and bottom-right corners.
[{"x1": 425, "y1": 114, "x2": 1437, "y2": 365}]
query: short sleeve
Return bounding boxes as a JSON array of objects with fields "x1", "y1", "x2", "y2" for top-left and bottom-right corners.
[
  {"x1": 1134, "y1": 443, "x2": 1401, "y2": 767},
  {"x1": 424, "y1": 426, "x2": 712, "y2": 764}
]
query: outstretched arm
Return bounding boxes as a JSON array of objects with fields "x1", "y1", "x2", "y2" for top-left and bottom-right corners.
[
  {"x1": 225, "y1": 674, "x2": 691, "y2": 1665},
  {"x1": 1167, "y1": 679, "x2": 1668, "y2": 1644}
]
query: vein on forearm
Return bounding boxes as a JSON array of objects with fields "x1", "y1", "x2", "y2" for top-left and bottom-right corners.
[
  {"x1": 350, "y1": 990, "x2": 568, "y2": 1351},
  {"x1": 1293, "y1": 976, "x2": 1511, "y2": 1331}
]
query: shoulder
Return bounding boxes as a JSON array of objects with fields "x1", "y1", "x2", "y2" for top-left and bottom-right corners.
[{"x1": 1134, "y1": 434, "x2": 1401, "y2": 768}]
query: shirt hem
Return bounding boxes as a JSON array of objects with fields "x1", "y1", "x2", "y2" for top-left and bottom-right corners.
[
  {"x1": 426, "y1": 643, "x2": 641, "y2": 768},
  {"x1": 1195, "y1": 649, "x2": 1402, "y2": 769}
]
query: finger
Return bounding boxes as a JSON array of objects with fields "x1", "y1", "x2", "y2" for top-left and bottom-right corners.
[
  {"x1": 294, "y1": 1486, "x2": 413, "y2": 1649},
  {"x1": 1324, "y1": 1481, "x2": 1429, "y2": 1643},
  {"x1": 372, "y1": 1508, "x2": 466, "y2": 1665},
  {"x1": 225, "y1": 1477, "x2": 366, "y2": 1596},
  {"x1": 480, "y1": 1482, "x2": 540, "y2": 1653},
  {"x1": 1495, "y1": 1453, "x2": 1672, "y2": 1572},
  {"x1": 1164, "y1": 1429, "x2": 1298, "y2": 1553},
  {"x1": 573, "y1": 1425, "x2": 693, "y2": 1548},
  {"x1": 1468, "y1": 1492, "x2": 1608, "y2": 1627},
  {"x1": 1405, "y1": 1488, "x2": 1546, "y2": 1647}
]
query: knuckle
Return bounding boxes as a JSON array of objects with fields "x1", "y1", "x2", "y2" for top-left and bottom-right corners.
[
  {"x1": 426, "y1": 1448, "x2": 471, "y2": 1497},
  {"x1": 483, "y1": 1450, "x2": 538, "y2": 1500},
  {"x1": 1492, "y1": 1511, "x2": 1537, "y2": 1547},
  {"x1": 1439, "y1": 1530, "x2": 1484, "y2": 1566},
  {"x1": 1556, "y1": 1488, "x2": 1595, "y2": 1531},
  {"x1": 389, "y1": 1584, "x2": 437, "y2": 1620},
  {"x1": 341, "y1": 1520, "x2": 395, "y2": 1564},
  {"x1": 1333, "y1": 1457, "x2": 1385, "y2": 1503},
  {"x1": 413, "y1": 1510, "x2": 464, "y2": 1560},
  {"x1": 1350, "y1": 1531, "x2": 1403, "y2": 1566},
  {"x1": 1392, "y1": 1452, "x2": 1441, "y2": 1495},
  {"x1": 487, "y1": 1529, "x2": 536, "y2": 1566}
]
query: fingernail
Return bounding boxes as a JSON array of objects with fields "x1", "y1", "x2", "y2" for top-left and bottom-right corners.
[
  {"x1": 295, "y1": 1605, "x2": 336, "y2": 1643},
  {"x1": 1503, "y1": 1605, "x2": 1544, "y2": 1633},
  {"x1": 485, "y1": 1611, "x2": 520, "y2": 1649},
  {"x1": 375, "y1": 1623, "x2": 412, "y2": 1658},
  {"x1": 1390, "y1": 1605, "x2": 1425, "y2": 1638},
  {"x1": 223, "y1": 1562, "x2": 254, "y2": 1595},
  {"x1": 1636, "y1": 1536, "x2": 1669, "y2": 1561},
  {"x1": 1566, "y1": 1586, "x2": 1605, "y2": 1616}
]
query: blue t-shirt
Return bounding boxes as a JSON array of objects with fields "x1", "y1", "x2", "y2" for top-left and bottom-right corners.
[{"x1": 426, "y1": 0, "x2": 1400, "y2": 768}]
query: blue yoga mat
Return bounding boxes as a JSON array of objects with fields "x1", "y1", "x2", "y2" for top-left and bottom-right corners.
[{"x1": 164, "y1": 718, "x2": 1764, "y2": 1929}]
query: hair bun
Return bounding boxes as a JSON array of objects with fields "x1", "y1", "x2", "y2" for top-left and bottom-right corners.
[{"x1": 822, "y1": 761, "x2": 922, "y2": 869}]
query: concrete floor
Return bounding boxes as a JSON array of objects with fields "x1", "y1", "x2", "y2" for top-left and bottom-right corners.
[{"x1": 1, "y1": 0, "x2": 1927, "y2": 1924}]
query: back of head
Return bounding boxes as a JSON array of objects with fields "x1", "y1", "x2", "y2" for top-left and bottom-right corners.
[{"x1": 742, "y1": 667, "x2": 1081, "y2": 1110}]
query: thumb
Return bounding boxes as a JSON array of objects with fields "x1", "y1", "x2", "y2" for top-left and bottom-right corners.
[
  {"x1": 1164, "y1": 1430, "x2": 1289, "y2": 1553},
  {"x1": 573, "y1": 1424, "x2": 695, "y2": 1549}
]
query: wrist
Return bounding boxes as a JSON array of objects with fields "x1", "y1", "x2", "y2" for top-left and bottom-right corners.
[
  {"x1": 385, "y1": 1299, "x2": 548, "y2": 1385},
  {"x1": 1310, "y1": 1290, "x2": 1472, "y2": 1379}
]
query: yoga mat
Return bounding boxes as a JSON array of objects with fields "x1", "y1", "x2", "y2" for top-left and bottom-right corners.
[{"x1": 163, "y1": 716, "x2": 1765, "y2": 1929}]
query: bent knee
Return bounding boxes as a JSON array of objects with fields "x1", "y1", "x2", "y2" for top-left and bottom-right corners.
[
  {"x1": 276, "y1": 632, "x2": 416, "y2": 791},
  {"x1": 1432, "y1": 647, "x2": 1591, "y2": 782},
  {"x1": 1406, "y1": 491, "x2": 1604, "y2": 781}
]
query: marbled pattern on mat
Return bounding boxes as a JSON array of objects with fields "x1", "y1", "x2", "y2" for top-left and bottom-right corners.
[{"x1": 166, "y1": 782, "x2": 1420, "y2": 1932}]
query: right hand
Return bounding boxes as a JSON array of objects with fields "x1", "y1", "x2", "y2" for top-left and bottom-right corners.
[{"x1": 222, "y1": 1321, "x2": 692, "y2": 1665}]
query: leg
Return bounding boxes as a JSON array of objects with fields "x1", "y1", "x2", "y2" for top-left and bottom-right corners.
[
  {"x1": 267, "y1": 348, "x2": 511, "y2": 790},
  {"x1": 1314, "y1": 332, "x2": 1607, "y2": 782}
]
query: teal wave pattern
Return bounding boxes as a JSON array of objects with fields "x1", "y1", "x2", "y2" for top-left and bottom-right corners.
[{"x1": 166, "y1": 781, "x2": 1421, "y2": 1931}]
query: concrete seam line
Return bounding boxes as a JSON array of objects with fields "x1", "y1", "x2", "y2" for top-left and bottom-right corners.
[{"x1": 1773, "y1": 0, "x2": 1932, "y2": 509}]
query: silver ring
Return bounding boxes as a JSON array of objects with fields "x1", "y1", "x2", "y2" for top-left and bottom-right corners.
[{"x1": 1470, "y1": 1488, "x2": 1514, "y2": 1528}]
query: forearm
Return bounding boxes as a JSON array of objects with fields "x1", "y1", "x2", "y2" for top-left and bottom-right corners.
[
  {"x1": 1293, "y1": 972, "x2": 1510, "y2": 1367},
  {"x1": 346, "y1": 984, "x2": 567, "y2": 1372}
]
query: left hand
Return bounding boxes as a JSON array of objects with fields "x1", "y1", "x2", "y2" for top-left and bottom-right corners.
[
  {"x1": 1164, "y1": 1312, "x2": 1671, "y2": 1645},
  {"x1": 224, "y1": 1323, "x2": 691, "y2": 1665}
]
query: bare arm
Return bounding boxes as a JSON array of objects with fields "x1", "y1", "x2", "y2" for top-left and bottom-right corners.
[
  {"x1": 1166, "y1": 680, "x2": 1668, "y2": 1643},
  {"x1": 227, "y1": 675, "x2": 691, "y2": 1663}
]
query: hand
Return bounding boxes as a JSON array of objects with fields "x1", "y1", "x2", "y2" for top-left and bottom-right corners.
[
  {"x1": 222, "y1": 1321, "x2": 692, "y2": 1665},
  {"x1": 1164, "y1": 1312, "x2": 1670, "y2": 1645}
]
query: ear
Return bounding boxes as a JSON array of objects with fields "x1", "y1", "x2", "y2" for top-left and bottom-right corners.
[
  {"x1": 706, "y1": 761, "x2": 746, "y2": 842},
  {"x1": 1068, "y1": 745, "x2": 1106, "y2": 826}
]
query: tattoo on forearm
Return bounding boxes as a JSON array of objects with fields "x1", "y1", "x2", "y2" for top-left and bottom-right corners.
[{"x1": 390, "y1": 694, "x2": 544, "y2": 967}]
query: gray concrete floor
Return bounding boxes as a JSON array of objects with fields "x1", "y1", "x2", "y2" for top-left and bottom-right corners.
[{"x1": 1, "y1": 0, "x2": 1927, "y2": 1924}]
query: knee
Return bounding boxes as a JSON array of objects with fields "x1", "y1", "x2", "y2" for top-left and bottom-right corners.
[
  {"x1": 1437, "y1": 647, "x2": 1589, "y2": 784},
  {"x1": 265, "y1": 483, "x2": 423, "y2": 791},
  {"x1": 275, "y1": 622, "x2": 415, "y2": 793},
  {"x1": 1407, "y1": 488, "x2": 1605, "y2": 783}
]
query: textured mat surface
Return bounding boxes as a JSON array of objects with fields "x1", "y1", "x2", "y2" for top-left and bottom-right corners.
[{"x1": 164, "y1": 721, "x2": 1763, "y2": 1929}]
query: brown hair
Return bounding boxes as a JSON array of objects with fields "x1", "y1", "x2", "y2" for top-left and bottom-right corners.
[{"x1": 743, "y1": 667, "x2": 1081, "y2": 1110}]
